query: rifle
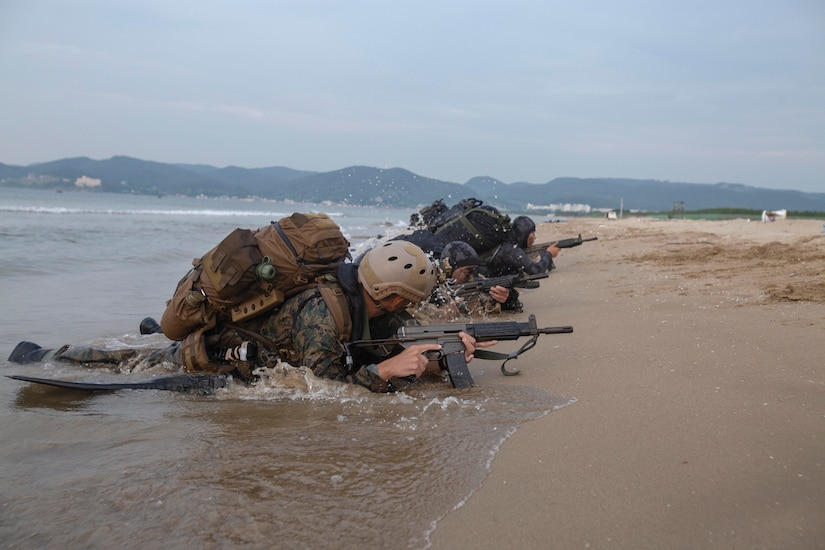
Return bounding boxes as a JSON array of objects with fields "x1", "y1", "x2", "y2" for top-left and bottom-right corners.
[
  {"x1": 525, "y1": 234, "x2": 597, "y2": 255},
  {"x1": 446, "y1": 271, "x2": 548, "y2": 298},
  {"x1": 349, "y1": 314, "x2": 573, "y2": 388}
]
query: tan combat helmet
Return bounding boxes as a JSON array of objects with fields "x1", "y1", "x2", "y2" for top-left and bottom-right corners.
[{"x1": 358, "y1": 241, "x2": 436, "y2": 303}]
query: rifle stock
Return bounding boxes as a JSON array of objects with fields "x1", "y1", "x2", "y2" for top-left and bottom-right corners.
[{"x1": 525, "y1": 234, "x2": 597, "y2": 255}]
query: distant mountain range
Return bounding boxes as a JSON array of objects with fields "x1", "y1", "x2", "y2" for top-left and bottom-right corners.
[{"x1": 2, "y1": 155, "x2": 823, "y2": 212}]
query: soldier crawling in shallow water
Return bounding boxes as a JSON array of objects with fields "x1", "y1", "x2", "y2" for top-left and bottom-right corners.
[
  {"x1": 9, "y1": 242, "x2": 494, "y2": 393},
  {"x1": 415, "y1": 241, "x2": 523, "y2": 322}
]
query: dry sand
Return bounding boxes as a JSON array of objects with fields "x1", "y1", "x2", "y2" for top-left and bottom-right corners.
[{"x1": 431, "y1": 216, "x2": 825, "y2": 549}]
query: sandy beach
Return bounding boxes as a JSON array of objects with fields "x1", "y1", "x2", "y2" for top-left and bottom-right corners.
[{"x1": 431, "y1": 216, "x2": 825, "y2": 549}]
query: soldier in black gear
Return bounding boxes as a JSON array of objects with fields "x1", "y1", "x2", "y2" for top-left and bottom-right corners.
[{"x1": 480, "y1": 216, "x2": 559, "y2": 278}]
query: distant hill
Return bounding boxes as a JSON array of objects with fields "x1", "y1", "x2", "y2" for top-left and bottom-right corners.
[
  {"x1": 271, "y1": 166, "x2": 462, "y2": 206},
  {"x1": 2, "y1": 155, "x2": 824, "y2": 212}
]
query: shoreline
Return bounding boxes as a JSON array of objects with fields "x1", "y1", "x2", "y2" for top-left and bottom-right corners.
[{"x1": 430, "y1": 217, "x2": 825, "y2": 549}]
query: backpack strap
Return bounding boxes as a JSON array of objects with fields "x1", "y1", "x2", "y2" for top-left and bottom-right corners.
[
  {"x1": 316, "y1": 278, "x2": 353, "y2": 341},
  {"x1": 478, "y1": 244, "x2": 503, "y2": 265},
  {"x1": 273, "y1": 221, "x2": 303, "y2": 265},
  {"x1": 451, "y1": 208, "x2": 501, "y2": 251}
]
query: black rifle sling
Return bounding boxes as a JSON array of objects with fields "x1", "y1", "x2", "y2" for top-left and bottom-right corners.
[{"x1": 472, "y1": 334, "x2": 541, "y2": 376}]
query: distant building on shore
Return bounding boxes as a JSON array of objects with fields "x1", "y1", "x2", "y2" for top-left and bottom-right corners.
[
  {"x1": 75, "y1": 175, "x2": 102, "y2": 188},
  {"x1": 527, "y1": 202, "x2": 592, "y2": 213}
]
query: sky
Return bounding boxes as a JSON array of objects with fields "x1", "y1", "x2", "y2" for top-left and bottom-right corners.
[{"x1": 1, "y1": 1, "x2": 823, "y2": 193}]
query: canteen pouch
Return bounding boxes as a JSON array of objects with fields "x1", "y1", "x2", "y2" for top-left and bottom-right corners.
[{"x1": 161, "y1": 266, "x2": 216, "y2": 341}]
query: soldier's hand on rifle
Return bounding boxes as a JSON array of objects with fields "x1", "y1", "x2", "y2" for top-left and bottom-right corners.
[
  {"x1": 488, "y1": 285, "x2": 510, "y2": 304},
  {"x1": 421, "y1": 332, "x2": 496, "y2": 375},
  {"x1": 545, "y1": 242, "x2": 560, "y2": 258},
  {"x1": 460, "y1": 331, "x2": 498, "y2": 363},
  {"x1": 377, "y1": 343, "x2": 443, "y2": 379}
]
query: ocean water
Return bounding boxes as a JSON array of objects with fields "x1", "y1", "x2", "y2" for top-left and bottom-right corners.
[{"x1": 0, "y1": 187, "x2": 573, "y2": 549}]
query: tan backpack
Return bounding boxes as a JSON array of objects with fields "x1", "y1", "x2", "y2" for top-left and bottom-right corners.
[{"x1": 160, "y1": 212, "x2": 352, "y2": 373}]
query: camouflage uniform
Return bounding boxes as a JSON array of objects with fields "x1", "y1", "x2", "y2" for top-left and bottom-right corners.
[
  {"x1": 421, "y1": 279, "x2": 521, "y2": 321},
  {"x1": 417, "y1": 284, "x2": 502, "y2": 322},
  {"x1": 9, "y1": 264, "x2": 416, "y2": 393},
  {"x1": 419, "y1": 240, "x2": 522, "y2": 323},
  {"x1": 256, "y1": 279, "x2": 413, "y2": 393}
]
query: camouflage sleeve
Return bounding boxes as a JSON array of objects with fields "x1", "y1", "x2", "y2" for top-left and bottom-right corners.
[
  {"x1": 292, "y1": 295, "x2": 398, "y2": 393},
  {"x1": 351, "y1": 366, "x2": 399, "y2": 393},
  {"x1": 291, "y1": 294, "x2": 349, "y2": 383}
]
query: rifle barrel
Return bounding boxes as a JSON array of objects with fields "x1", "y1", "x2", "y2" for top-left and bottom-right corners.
[
  {"x1": 396, "y1": 315, "x2": 574, "y2": 341},
  {"x1": 526, "y1": 235, "x2": 598, "y2": 254},
  {"x1": 450, "y1": 272, "x2": 548, "y2": 296},
  {"x1": 539, "y1": 326, "x2": 574, "y2": 334}
]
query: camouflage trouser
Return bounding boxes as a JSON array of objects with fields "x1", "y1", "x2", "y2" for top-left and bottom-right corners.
[
  {"x1": 49, "y1": 343, "x2": 181, "y2": 373},
  {"x1": 38, "y1": 341, "x2": 282, "y2": 381}
]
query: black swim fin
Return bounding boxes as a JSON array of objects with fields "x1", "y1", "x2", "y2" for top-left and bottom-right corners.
[
  {"x1": 139, "y1": 317, "x2": 163, "y2": 335},
  {"x1": 8, "y1": 342, "x2": 53, "y2": 363},
  {"x1": 6, "y1": 374, "x2": 227, "y2": 394}
]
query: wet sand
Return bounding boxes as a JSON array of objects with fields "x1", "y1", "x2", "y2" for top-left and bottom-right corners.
[{"x1": 431, "y1": 217, "x2": 825, "y2": 549}]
